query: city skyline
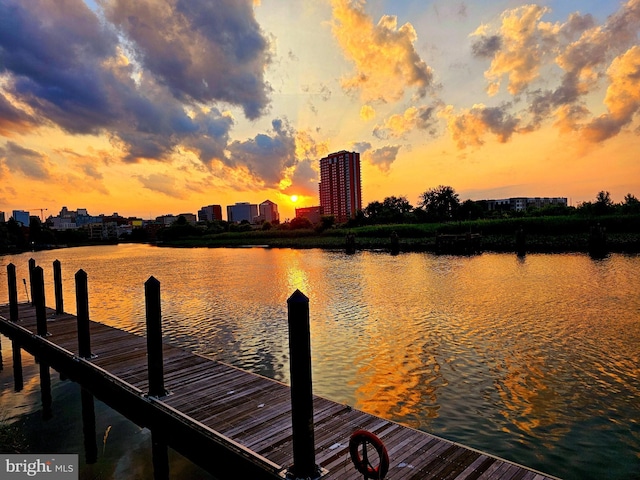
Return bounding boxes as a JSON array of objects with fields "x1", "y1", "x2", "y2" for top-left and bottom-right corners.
[{"x1": 1, "y1": 0, "x2": 639, "y2": 221}]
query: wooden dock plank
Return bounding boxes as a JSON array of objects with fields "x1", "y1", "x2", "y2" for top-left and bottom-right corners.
[{"x1": 0, "y1": 303, "x2": 559, "y2": 480}]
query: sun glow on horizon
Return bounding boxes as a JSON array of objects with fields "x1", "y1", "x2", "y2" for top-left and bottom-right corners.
[{"x1": 290, "y1": 195, "x2": 299, "y2": 203}]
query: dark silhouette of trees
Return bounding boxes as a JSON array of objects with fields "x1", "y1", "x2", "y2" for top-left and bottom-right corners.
[
  {"x1": 418, "y1": 185, "x2": 460, "y2": 222},
  {"x1": 620, "y1": 193, "x2": 640, "y2": 214},
  {"x1": 364, "y1": 196, "x2": 414, "y2": 224},
  {"x1": 289, "y1": 216, "x2": 313, "y2": 229}
]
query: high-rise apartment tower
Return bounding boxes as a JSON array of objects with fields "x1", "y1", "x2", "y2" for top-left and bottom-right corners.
[{"x1": 319, "y1": 150, "x2": 362, "y2": 223}]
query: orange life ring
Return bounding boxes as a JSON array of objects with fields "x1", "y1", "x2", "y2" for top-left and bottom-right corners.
[{"x1": 349, "y1": 430, "x2": 389, "y2": 479}]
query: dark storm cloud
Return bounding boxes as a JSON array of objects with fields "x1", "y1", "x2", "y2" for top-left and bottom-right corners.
[
  {"x1": 0, "y1": 0, "x2": 119, "y2": 134},
  {"x1": 0, "y1": 93, "x2": 37, "y2": 135},
  {"x1": 0, "y1": 0, "x2": 273, "y2": 167},
  {"x1": 227, "y1": 119, "x2": 297, "y2": 186},
  {"x1": 102, "y1": 0, "x2": 272, "y2": 119}
]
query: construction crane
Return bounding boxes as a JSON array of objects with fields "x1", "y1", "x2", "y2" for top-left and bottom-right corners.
[{"x1": 30, "y1": 208, "x2": 48, "y2": 222}]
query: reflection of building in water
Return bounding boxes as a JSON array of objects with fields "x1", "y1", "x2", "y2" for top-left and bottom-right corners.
[{"x1": 319, "y1": 150, "x2": 362, "y2": 223}]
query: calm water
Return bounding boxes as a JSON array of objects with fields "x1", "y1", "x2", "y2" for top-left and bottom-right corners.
[{"x1": 1, "y1": 245, "x2": 639, "y2": 479}]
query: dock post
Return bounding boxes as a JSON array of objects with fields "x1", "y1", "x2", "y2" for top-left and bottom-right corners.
[
  {"x1": 12, "y1": 340, "x2": 23, "y2": 391},
  {"x1": 287, "y1": 290, "x2": 319, "y2": 479},
  {"x1": 7, "y1": 263, "x2": 19, "y2": 322},
  {"x1": 28, "y1": 258, "x2": 36, "y2": 306},
  {"x1": 53, "y1": 260, "x2": 64, "y2": 315},
  {"x1": 33, "y1": 266, "x2": 48, "y2": 337},
  {"x1": 145, "y1": 276, "x2": 166, "y2": 397},
  {"x1": 81, "y1": 387, "x2": 98, "y2": 464},
  {"x1": 151, "y1": 430, "x2": 170, "y2": 480},
  {"x1": 75, "y1": 270, "x2": 93, "y2": 358}
]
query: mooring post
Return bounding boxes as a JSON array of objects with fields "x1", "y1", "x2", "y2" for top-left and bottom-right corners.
[
  {"x1": 145, "y1": 276, "x2": 166, "y2": 397},
  {"x1": 75, "y1": 269, "x2": 93, "y2": 358},
  {"x1": 80, "y1": 387, "x2": 98, "y2": 464},
  {"x1": 151, "y1": 430, "x2": 170, "y2": 480},
  {"x1": 7, "y1": 263, "x2": 19, "y2": 322},
  {"x1": 28, "y1": 258, "x2": 36, "y2": 306},
  {"x1": 12, "y1": 340, "x2": 23, "y2": 391},
  {"x1": 53, "y1": 259, "x2": 64, "y2": 315},
  {"x1": 287, "y1": 289, "x2": 319, "y2": 479},
  {"x1": 32, "y1": 266, "x2": 48, "y2": 337}
]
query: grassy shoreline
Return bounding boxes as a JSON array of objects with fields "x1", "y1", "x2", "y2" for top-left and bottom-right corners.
[{"x1": 159, "y1": 214, "x2": 640, "y2": 254}]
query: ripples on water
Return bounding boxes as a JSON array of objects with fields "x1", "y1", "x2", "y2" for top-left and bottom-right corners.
[{"x1": 1, "y1": 245, "x2": 639, "y2": 480}]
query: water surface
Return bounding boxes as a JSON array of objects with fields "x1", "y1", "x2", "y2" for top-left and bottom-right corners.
[{"x1": 1, "y1": 245, "x2": 639, "y2": 479}]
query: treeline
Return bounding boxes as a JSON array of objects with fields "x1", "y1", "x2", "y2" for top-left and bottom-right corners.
[
  {"x1": 2, "y1": 188, "x2": 639, "y2": 253},
  {"x1": 349, "y1": 187, "x2": 640, "y2": 227}
]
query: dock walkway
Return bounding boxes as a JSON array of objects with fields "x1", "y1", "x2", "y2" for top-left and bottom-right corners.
[{"x1": 0, "y1": 303, "x2": 557, "y2": 480}]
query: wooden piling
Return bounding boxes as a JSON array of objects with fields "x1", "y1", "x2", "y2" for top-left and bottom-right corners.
[
  {"x1": 145, "y1": 276, "x2": 166, "y2": 397},
  {"x1": 151, "y1": 430, "x2": 170, "y2": 480},
  {"x1": 32, "y1": 266, "x2": 48, "y2": 337},
  {"x1": 28, "y1": 258, "x2": 36, "y2": 306},
  {"x1": 75, "y1": 270, "x2": 93, "y2": 358},
  {"x1": 287, "y1": 289, "x2": 319, "y2": 479},
  {"x1": 7, "y1": 263, "x2": 19, "y2": 322},
  {"x1": 81, "y1": 387, "x2": 98, "y2": 464},
  {"x1": 53, "y1": 260, "x2": 64, "y2": 315}
]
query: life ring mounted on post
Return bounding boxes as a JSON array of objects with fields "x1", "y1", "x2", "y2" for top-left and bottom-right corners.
[{"x1": 349, "y1": 430, "x2": 390, "y2": 479}]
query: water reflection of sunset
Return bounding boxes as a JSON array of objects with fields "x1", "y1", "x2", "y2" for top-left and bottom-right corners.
[{"x1": 1, "y1": 246, "x2": 639, "y2": 480}]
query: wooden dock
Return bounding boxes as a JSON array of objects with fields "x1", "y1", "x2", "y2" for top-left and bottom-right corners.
[{"x1": 0, "y1": 302, "x2": 558, "y2": 480}]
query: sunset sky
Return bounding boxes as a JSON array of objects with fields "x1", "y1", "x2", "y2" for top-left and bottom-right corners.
[{"x1": 1, "y1": 0, "x2": 639, "y2": 221}]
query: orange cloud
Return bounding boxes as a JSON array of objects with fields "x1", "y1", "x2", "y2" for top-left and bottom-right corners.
[
  {"x1": 330, "y1": 0, "x2": 433, "y2": 102},
  {"x1": 440, "y1": 104, "x2": 520, "y2": 149},
  {"x1": 472, "y1": 5, "x2": 557, "y2": 96},
  {"x1": 373, "y1": 105, "x2": 438, "y2": 139},
  {"x1": 582, "y1": 46, "x2": 640, "y2": 142}
]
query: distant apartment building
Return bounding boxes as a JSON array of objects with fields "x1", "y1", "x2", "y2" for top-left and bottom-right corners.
[
  {"x1": 486, "y1": 197, "x2": 568, "y2": 212},
  {"x1": 12, "y1": 210, "x2": 30, "y2": 226},
  {"x1": 295, "y1": 206, "x2": 323, "y2": 225},
  {"x1": 51, "y1": 206, "x2": 102, "y2": 229},
  {"x1": 156, "y1": 215, "x2": 178, "y2": 226},
  {"x1": 227, "y1": 202, "x2": 258, "y2": 223},
  {"x1": 198, "y1": 204, "x2": 223, "y2": 222},
  {"x1": 178, "y1": 213, "x2": 197, "y2": 225},
  {"x1": 319, "y1": 150, "x2": 362, "y2": 223},
  {"x1": 255, "y1": 200, "x2": 279, "y2": 224},
  {"x1": 0, "y1": 211, "x2": 5, "y2": 223}
]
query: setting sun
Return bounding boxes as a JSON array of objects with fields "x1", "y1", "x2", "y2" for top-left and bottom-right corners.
[{"x1": 290, "y1": 195, "x2": 299, "y2": 203}]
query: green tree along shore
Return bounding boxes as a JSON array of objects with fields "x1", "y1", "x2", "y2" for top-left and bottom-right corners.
[
  {"x1": 2, "y1": 189, "x2": 640, "y2": 254},
  {"x1": 157, "y1": 189, "x2": 640, "y2": 253}
]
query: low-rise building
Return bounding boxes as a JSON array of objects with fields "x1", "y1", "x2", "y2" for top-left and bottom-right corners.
[
  {"x1": 198, "y1": 205, "x2": 223, "y2": 222},
  {"x1": 227, "y1": 202, "x2": 258, "y2": 223},
  {"x1": 12, "y1": 210, "x2": 30, "y2": 226},
  {"x1": 255, "y1": 200, "x2": 279, "y2": 224},
  {"x1": 295, "y1": 206, "x2": 323, "y2": 224},
  {"x1": 486, "y1": 197, "x2": 567, "y2": 212}
]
